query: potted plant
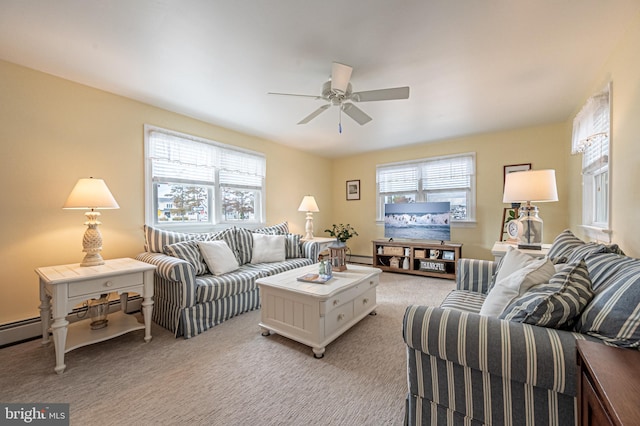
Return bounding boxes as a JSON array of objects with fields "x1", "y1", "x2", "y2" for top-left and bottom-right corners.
[{"x1": 325, "y1": 223, "x2": 358, "y2": 246}]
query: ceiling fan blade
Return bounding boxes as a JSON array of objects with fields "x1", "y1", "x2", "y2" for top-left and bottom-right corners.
[
  {"x1": 342, "y1": 103, "x2": 372, "y2": 125},
  {"x1": 268, "y1": 92, "x2": 321, "y2": 99},
  {"x1": 351, "y1": 86, "x2": 410, "y2": 102},
  {"x1": 331, "y1": 62, "x2": 353, "y2": 94},
  {"x1": 297, "y1": 104, "x2": 331, "y2": 124}
]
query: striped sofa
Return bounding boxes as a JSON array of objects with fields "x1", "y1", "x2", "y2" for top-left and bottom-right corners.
[
  {"x1": 136, "y1": 223, "x2": 322, "y2": 338},
  {"x1": 403, "y1": 230, "x2": 639, "y2": 425}
]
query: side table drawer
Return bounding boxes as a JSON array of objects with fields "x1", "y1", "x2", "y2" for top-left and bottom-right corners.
[{"x1": 68, "y1": 272, "x2": 144, "y2": 297}]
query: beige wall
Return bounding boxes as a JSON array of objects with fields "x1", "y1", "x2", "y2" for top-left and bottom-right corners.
[
  {"x1": 331, "y1": 123, "x2": 570, "y2": 261},
  {"x1": 568, "y1": 11, "x2": 640, "y2": 257},
  {"x1": 2, "y1": 11, "x2": 639, "y2": 325},
  {"x1": 0, "y1": 60, "x2": 331, "y2": 324}
]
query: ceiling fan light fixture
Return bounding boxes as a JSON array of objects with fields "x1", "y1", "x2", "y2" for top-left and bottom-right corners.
[{"x1": 269, "y1": 61, "x2": 410, "y2": 130}]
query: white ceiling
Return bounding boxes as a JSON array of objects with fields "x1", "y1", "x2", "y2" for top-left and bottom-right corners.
[{"x1": 1, "y1": 1, "x2": 639, "y2": 157}]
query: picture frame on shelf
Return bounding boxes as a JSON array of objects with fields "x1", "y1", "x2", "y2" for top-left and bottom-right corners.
[
  {"x1": 442, "y1": 251, "x2": 455, "y2": 261},
  {"x1": 346, "y1": 179, "x2": 360, "y2": 201},
  {"x1": 503, "y1": 163, "x2": 531, "y2": 188}
]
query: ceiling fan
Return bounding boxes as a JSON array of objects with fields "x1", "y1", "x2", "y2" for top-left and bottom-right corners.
[{"x1": 268, "y1": 62, "x2": 410, "y2": 133}]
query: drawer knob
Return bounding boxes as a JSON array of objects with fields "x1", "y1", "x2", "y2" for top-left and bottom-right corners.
[
  {"x1": 333, "y1": 299, "x2": 339, "y2": 306},
  {"x1": 337, "y1": 313, "x2": 345, "y2": 321},
  {"x1": 105, "y1": 281, "x2": 114, "y2": 287},
  {"x1": 363, "y1": 298, "x2": 369, "y2": 304}
]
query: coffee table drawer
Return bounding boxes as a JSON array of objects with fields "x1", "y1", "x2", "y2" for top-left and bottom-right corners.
[
  {"x1": 68, "y1": 272, "x2": 144, "y2": 297},
  {"x1": 325, "y1": 302, "x2": 354, "y2": 336},
  {"x1": 322, "y1": 276, "x2": 378, "y2": 315},
  {"x1": 354, "y1": 288, "x2": 376, "y2": 317}
]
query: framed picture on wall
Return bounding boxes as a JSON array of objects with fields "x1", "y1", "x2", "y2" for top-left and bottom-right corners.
[
  {"x1": 503, "y1": 163, "x2": 531, "y2": 188},
  {"x1": 346, "y1": 180, "x2": 360, "y2": 200}
]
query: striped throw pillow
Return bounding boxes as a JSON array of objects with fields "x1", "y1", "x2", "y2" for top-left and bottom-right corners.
[
  {"x1": 547, "y1": 229, "x2": 586, "y2": 264},
  {"x1": 285, "y1": 234, "x2": 302, "y2": 258},
  {"x1": 144, "y1": 225, "x2": 207, "y2": 253},
  {"x1": 234, "y1": 227, "x2": 254, "y2": 265},
  {"x1": 576, "y1": 257, "x2": 640, "y2": 348},
  {"x1": 500, "y1": 260, "x2": 593, "y2": 329},
  {"x1": 254, "y1": 222, "x2": 290, "y2": 235},
  {"x1": 163, "y1": 240, "x2": 208, "y2": 275}
]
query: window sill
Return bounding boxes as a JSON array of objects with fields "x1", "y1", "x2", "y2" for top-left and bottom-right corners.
[{"x1": 579, "y1": 225, "x2": 613, "y2": 243}]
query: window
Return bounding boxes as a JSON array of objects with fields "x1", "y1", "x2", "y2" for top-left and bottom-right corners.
[
  {"x1": 144, "y1": 125, "x2": 266, "y2": 229},
  {"x1": 571, "y1": 82, "x2": 611, "y2": 241},
  {"x1": 376, "y1": 153, "x2": 476, "y2": 222}
]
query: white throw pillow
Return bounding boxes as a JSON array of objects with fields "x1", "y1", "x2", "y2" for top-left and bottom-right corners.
[
  {"x1": 480, "y1": 251, "x2": 555, "y2": 317},
  {"x1": 494, "y1": 246, "x2": 538, "y2": 284},
  {"x1": 251, "y1": 233, "x2": 286, "y2": 264},
  {"x1": 197, "y1": 241, "x2": 239, "y2": 276}
]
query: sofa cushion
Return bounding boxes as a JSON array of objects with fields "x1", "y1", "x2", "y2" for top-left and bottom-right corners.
[
  {"x1": 480, "y1": 249, "x2": 555, "y2": 317},
  {"x1": 195, "y1": 267, "x2": 265, "y2": 303},
  {"x1": 576, "y1": 256, "x2": 640, "y2": 348},
  {"x1": 585, "y1": 252, "x2": 638, "y2": 292},
  {"x1": 198, "y1": 241, "x2": 240, "y2": 276},
  {"x1": 234, "y1": 226, "x2": 254, "y2": 265},
  {"x1": 251, "y1": 233, "x2": 286, "y2": 263},
  {"x1": 205, "y1": 228, "x2": 238, "y2": 259},
  {"x1": 499, "y1": 260, "x2": 593, "y2": 329},
  {"x1": 163, "y1": 240, "x2": 208, "y2": 276},
  {"x1": 440, "y1": 290, "x2": 486, "y2": 314},
  {"x1": 244, "y1": 257, "x2": 314, "y2": 276},
  {"x1": 254, "y1": 221, "x2": 290, "y2": 235},
  {"x1": 144, "y1": 225, "x2": 209, "y2": 253},
  {"x1": 547, "y1": 229, "x2": 586, "y2": 264},
  {"x1": 285, "y1": 233, "x2": 302, "y2": 258},
  {"x1": 547, "y1": 229, "x2": 625, "y2": 264}
]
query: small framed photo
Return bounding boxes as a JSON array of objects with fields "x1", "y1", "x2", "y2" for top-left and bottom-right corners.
[
  {"x1": 346, "y1": 179, "x2": 360, "y2": 201},
  {"x1": 503, "y1": 163, "x2": 531, "y2": 188},
  {"x1": 442, "y1": 251, "x2": 455, "y2": 261}
]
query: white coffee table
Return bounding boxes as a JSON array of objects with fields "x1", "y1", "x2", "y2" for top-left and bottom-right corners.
[{"x1": 257, "y1": 264, "x2": 381, "y2": 358}]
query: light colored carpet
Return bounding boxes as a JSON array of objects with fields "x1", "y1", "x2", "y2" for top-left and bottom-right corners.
[{"x1": 0, "y1": 272, "x2": 453, "y2": 426}]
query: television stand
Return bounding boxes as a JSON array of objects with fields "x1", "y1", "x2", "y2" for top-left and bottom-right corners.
[{"x1": 372, "y1": 239, "x2": 462, "y2": 280}]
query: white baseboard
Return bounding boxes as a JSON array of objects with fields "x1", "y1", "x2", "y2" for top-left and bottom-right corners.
[
  {"x1": 348, "y1": 255, "x2": 373, "y2": 265},
  {"x1": 0, "y1": 297, "x2": 142, "y2": 348}
]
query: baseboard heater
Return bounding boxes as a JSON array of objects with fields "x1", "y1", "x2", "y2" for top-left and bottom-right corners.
[{"x1": 0, "y1": 296, "x2": 142, "y2": 348}]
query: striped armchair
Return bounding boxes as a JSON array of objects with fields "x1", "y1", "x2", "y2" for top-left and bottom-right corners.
[{"x1": 403, "y1": 258, "x2": 590, "y2": 426}]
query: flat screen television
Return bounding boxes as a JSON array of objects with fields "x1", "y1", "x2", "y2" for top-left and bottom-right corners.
[{"x1": 384, "y1": 202, "x2": 451, "y2": 241}]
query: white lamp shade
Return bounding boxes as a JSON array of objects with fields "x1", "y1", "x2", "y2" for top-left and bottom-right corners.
[
  {"x1": 63, "y1": 178, "x2": 120, "y2": 209},
  {"x1": 298, "y1": 195, "x2": 319, "y2": 212},
  {"x1": 503, "y1": 169, "x2": 558, "y2": 203}
]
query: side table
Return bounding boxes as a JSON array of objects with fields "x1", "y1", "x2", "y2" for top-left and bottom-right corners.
[
  {"x1": 491, "y1": 241, "x2": 551, "y2": 262},
  {"x1": 577, "y1": 340, "x2": 640, "y2": 425},
  {"x1": 36, "y1": 258, "x2": 156, "y2": 374}
]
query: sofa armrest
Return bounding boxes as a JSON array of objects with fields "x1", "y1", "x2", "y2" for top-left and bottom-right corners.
[
  {"x1": 456, "y1": 258, "x2": 496, "y2": 294},
  {"x1": 135, "y1": 252, "x2": 196, "y2": 308},
  {"x1": 301, "y1": 240, "x2": 321, "y2": 262},
  {"x1": 403, "y1": 305, "x2": 584, "y2": 395}
]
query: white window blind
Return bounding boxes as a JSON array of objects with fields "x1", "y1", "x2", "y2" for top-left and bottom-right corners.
[
  {"x1": 421, "y1": 156, "x2": 473, "y2": 190},
  {"x1": 571, "y1": 83, "x2": 612, "y2": 240},
  {"x1": 144, "y1": 125, "x2": 266, "y2": 228},
  {"x1": 377, "y1": 165, "x2": 418, "y2": 193},
  {"x1": 572, "y1": 89, "x2": 610, "y2": 172},
  {"x1": 376, "y1": 153, "x2": 476, "y2": 222}
]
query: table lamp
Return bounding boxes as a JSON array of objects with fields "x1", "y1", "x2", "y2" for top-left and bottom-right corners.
[
  {"x1": 503, "y1": 169, "x2": 558, "y2": 250},
  {"x1": 63, "y1": 177, "x2": 120, "y2": 266},
  {"x1": 298, "y1": 195, "x2": 319, "y2": 240}
]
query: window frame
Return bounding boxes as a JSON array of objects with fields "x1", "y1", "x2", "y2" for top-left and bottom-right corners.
[
  {"x1": 375, "y1": 153, "x2": 476, "y2": 224},
  {"x1": 144, "y1": 124, "x2": 266, "y2": 231},
  {"x1": 572, "y1": 82, "x2": 612, "y2": 242}
]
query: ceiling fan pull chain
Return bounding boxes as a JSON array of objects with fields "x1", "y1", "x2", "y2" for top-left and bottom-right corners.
[{"x1": 339, "y1": 107, "x2": 343, "y2": 134}]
